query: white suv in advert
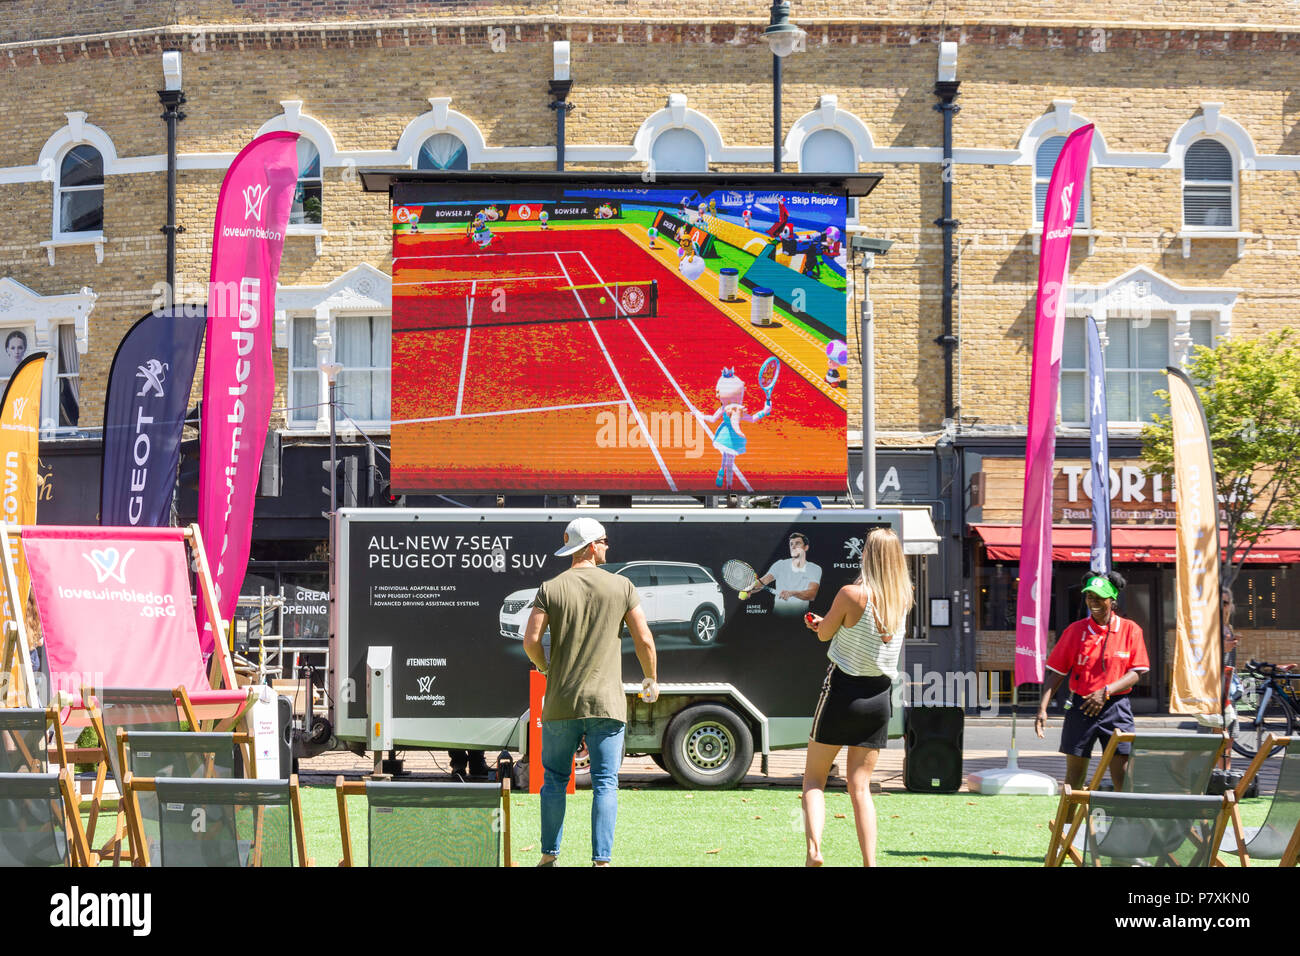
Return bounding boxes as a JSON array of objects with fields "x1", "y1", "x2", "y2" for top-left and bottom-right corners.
[{"x1": 498, "y1": 560, "x2": 726, "y2": 646}]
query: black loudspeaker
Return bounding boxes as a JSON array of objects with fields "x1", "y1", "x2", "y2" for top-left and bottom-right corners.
[{"x1": 904, "y1": 706, "x2": 964, "y2": 793}]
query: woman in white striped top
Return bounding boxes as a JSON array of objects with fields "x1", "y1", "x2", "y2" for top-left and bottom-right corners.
[{"x1": 801, "y1": 528, "x2": 912, "y2": 866}]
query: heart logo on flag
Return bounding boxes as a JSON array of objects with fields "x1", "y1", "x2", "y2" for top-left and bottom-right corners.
[
  {"x1": 243, "y1": 183, "x2": 269, "y2": 222},
  {"x1": 83, "y1": 546, "x2": 135, "y2": 584}
]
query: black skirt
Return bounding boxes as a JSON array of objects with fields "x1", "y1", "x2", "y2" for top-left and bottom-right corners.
[{"x1": 810, "y1": 664, "x2": 893, "y2": 749}]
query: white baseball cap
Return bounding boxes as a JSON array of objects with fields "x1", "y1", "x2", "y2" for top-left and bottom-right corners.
[{"x1": 555, "y1": 516, "x2": 607, "y2": 556}]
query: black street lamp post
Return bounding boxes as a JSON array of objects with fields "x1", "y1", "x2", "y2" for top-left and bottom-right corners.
[
  {"x1": 761, "y1": 2, "x2": 804, "y2": 173},
  {"x1": 159, "y1": 51, "x2": 186, "y2": 309}
]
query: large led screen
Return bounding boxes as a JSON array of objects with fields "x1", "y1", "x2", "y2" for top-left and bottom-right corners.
[{"x1": 391, "y1": 181, "x2": 849, "y2": 494}]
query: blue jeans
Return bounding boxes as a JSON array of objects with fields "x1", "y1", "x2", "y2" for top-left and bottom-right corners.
[{"x1": 540, "y1": 717, "x2": 625, "y2": 863}]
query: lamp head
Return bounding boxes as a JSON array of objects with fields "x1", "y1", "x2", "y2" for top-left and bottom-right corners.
[
  {"x1": 553, "y1": 41, "x2": 571, "y2": 81},
  {"x1": 762, "y1": 2, "x2": 805, "y2": 58},
  {"x1": 162, "y1": 50, "x2": 183, "y2": 91},
  {"x1": 319, "y1": 360, "x2": 343, "y2": 383}
]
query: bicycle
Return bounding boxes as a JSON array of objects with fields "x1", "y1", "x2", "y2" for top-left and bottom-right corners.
[{"x1": 1230, "y1": 659, "x2": 1300, "y2": 759}]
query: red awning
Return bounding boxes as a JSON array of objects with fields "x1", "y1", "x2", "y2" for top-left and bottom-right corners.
[{"x1": 971, "y1": 524, "x2": 1300, "y2": 564}]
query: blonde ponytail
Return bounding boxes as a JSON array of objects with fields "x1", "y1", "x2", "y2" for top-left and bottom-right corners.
[{"x1": 858, "y1": 528, "x2": 913, "y2": 636}]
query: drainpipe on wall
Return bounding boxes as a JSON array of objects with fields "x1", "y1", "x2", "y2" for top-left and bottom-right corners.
[{"x1": 933, "y1": 41, "x2": 960, "y2": 426}]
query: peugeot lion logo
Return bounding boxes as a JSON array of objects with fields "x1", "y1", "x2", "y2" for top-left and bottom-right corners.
[
  {"x1": 417, "y1": 676, "x2": 435, "y2": 693},
  {"x1": 1060, "y1": 183, "x2": 1074, "y2": 223},
  {"x1": 11, "y1": 397, "x2": 27, "y2": 420},
  {"x1": 83, "y1": 547, "x2": 135, "y2": 585},
  {"x1": 136, "y1": 359, "x2": 168, "y2": 399},
  {"x1": 843, "y1": 537, "x2": 865, "y2": 561},
  {"x1": 243, "y1": 183, "x2": 269, "y2": 222}
]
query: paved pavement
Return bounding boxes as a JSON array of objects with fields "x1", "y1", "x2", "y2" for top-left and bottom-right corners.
[{"x1": 300, "y1": 715, "x2": 1279, "y2": 795}]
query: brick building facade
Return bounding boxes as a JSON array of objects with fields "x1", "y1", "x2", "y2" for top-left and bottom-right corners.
[{"x1": 2, "y1": 0, "x2": 1297, "y2": 703}]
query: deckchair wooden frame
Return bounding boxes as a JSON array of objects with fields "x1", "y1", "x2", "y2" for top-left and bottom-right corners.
[
  {"x1": 122, "y1": 774, "x2": 308, "y2": 868},
  {"x1": 1049, "y1": 785, "x2": 1238, "y2": 868},
  {"x1": 0, "y1": 705, "x2": 70, "y2": 772},
  {"x1": 1215, "y1": 734, "x2": 1300, "y2": 867},
  {"x1": 117, "y1": 728, "x2": 258, "y2": 867},
  {"x1": 335, "y1": 776, "x2": 513, "y2": 868},
  {"x1": 1045, "y1": 731, "x2": 1229, "y2": 866},
  {"x1": 0, "y1": 706, "x2": 80, "y2": 864},
  {"x1": 80, "y1": 685, "x2": 200, "y2": 866},
  {"x1": 0, "y1": 767, "x2": 91, "y2": 867}
]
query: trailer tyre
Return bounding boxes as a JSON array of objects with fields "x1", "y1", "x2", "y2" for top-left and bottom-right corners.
[
  {"x1": 662, "y1": 703, "x2": 754, "y2": 789},
  {"x1": 689, "y1": 606, "x2": 722, "y2": 645}
]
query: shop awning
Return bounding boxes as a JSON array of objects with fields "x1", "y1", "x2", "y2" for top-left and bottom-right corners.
[
  {"x1": 900, "y1": 507, "x2": 941, "y2": 556},
  {"x1": 971, "y1": 524, "x2": 1300, "y2": 564}
]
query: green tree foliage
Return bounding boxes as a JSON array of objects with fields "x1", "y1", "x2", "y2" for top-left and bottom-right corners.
[{"x1": 1142, "y1": 330, "x2": 1300, "y2": 586}]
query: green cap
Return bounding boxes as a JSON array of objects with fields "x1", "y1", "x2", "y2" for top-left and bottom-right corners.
[{"x1": 1082, "y1": 575, "x2": 1119, "y2": 601}]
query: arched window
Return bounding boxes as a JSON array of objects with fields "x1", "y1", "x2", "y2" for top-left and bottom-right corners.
[
  {"x1": 417, "y1": 133, "x2": 469, "y2": 171},
  {"x1": 1033, "y1": 135, "x2": 1089, "y2": 226},
  {"x1": 58, "y1": 145, "x2": 103, "y2": 235},
  {"x1": 800, "y1": 128, "x2": 858, "y2": 219},
  {"x1": 650, "y1": 128, "x2": 707, "y2": 173},
  {"x1": 1183, "y1": 139, "x2": 1235, "y2": 229},
  {"x1": 290, "y1": 139, "x2": 322, "y2": 226}
]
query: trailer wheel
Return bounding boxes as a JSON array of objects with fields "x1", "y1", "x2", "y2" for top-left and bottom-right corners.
[
  {"x1": 689, "y1": 606, "x2": 721, "y2": 645},
  {"x1": 662, "y1": 703, "x2": 754, "y2": 789}
]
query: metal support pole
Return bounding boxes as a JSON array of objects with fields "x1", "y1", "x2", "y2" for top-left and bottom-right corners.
[
  {"x1": 933, "y1": 79, "x2": 961, "y2": 423},
  {"x1": 549, "y1": 79, "x2": 574, "y2": 172},
  {"x1": 861, "y1": 253, "x2": 876, "y2": 509},
  {"x1": 158, "y1": 89, "x2": 186, "y2": 307},
  {"x1": 328, "y1": 381, "x2": 338, "y2": 515},
  {"x1": 772, "y1": 53, "x2": 782, "y2": 173}
]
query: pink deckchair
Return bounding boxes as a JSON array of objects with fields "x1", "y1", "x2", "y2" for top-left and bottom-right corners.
[
  {"x1": 2, "y1": 524, "x2": 256, "y2": 862},
  {"x1": 11, "y1": 524, "x2": 251, "y2": 720}
]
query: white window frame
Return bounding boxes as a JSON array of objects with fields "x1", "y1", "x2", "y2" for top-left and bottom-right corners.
[
  {"x1": 416, "y1": 132, "x2": 471, "y2": 171},
  {"x1": 1061, "y1": 314, "x2": 1181, "y2": 428},
  {"x1": 799, "y1": 127, "x2": 859, "y2": 222},
  {"x1": 1062, "y1": 269, "x2": 1238, "y2": 432},
  {"x1": 289, "y1": 137, "x2": 324, "y2": 230},
  {"x1": 1181, "y1": 136, "x2": 1238, "y2": 232},
  {"x1": 649, "y1": 127, "x2": 709, "y2": 173},
  {"x1": 0, "y1": 322, "x2": 85, "y2": 437},
  {"x1": 285, "y1": 311, "x2": 392, "y2": 433},
  {"x1": 276, "y1": 265, "x2": 392, "y2": 434},
  {"x1": 1032, "y1": 134, "x2": 1091, "y2": 229},
  {"x1": 53, "y1": 143, "x2": 105, "y2": 240}
]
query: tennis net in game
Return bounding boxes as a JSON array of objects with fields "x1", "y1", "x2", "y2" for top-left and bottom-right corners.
[{"x1": 403, "y1": 279, "x2": 659, "y2": 331}]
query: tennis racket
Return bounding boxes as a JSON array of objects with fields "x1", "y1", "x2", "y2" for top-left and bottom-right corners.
[
  {"x1": 721, "y1": 559, "x2": 772, "y2": 599},
  {"x1": 758, "y1": 356, "x2": 780, "y2": 402}
]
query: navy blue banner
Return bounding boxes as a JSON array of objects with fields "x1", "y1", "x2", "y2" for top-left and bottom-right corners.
[
  {"x1": 100, "y1": 307, "x2": 205, "y2": 526},
  {"x1": 1086, "y1": 315, "x2": 1111, "y2": 574}
]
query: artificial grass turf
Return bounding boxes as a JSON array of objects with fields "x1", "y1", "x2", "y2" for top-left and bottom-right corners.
[{"x1": 290, "y1": 783, "x2": 1279, "y2": 867}]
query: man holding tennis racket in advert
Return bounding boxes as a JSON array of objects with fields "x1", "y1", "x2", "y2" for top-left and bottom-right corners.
[
  {"x1": 720, "y1": 533, "x2": 821, "y2": 617},
  {"x1": 760, "y1": 533, "x2": 822, "y2": 616}
]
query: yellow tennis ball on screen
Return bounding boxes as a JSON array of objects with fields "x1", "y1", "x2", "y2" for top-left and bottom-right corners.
[
  {"x1": 739, "y1": 590, "x2": 749, "y2": 600},
  {"x1": 599, "y1": 296, "x2": 607, "y2": 305}
]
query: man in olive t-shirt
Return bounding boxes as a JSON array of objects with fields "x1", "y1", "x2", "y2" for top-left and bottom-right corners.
[{"x1": 523, "y1": 516, "x2": 658, "y2": 866}]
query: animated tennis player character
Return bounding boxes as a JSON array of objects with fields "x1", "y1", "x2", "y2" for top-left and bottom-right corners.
[
  {"x1": 539, "y1": 210, "x2": 550, "y2": 230},
  {"x1": 469, "y1": 211, "x2": 495, "y2": 250},
  {"x1": 705, "y1": 360, "x2": 777, "y2": 490}
]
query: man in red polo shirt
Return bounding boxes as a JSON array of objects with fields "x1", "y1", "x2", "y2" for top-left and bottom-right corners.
[{"x1": 1034, "y1": 571, "x2": 1150, "y2": 790}]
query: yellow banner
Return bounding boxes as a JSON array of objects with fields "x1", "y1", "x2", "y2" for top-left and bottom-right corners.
[
  {"x1": 1168, "y1": 368, "x2": 1221, "y2": 714},
  {"x1": 0, "y1": 354, "x2": 44, "y2": 705}
]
